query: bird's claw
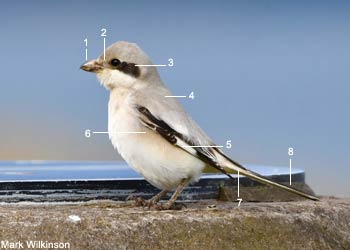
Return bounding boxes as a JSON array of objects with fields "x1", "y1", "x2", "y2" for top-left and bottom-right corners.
[
  {"x1": 126, "y1": 195, "x2": 156, "y2": 208},
  {"x1": 126, "y1": 195, "x2": 146, "y2": 207},
  {"x1": 126, "y1": 195, "x2": 185, "y2": 210}
]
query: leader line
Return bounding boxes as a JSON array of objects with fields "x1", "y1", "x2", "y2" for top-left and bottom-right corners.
[
  {"x1": 135, "y1": 64, "x2": 167, "y2": 67},
  {"x1": 164, "y1": 95, "x2": 187, "y2": 98},
  {"x1": 289, "y1": 158, "x2": 292, "y2": 185},
  {"x1": 92, "y1": 131, "x2": 146, "y2": 134},
  {"x1": 238, "y1": 169, "x2": 240, "y2": 197},
  {"x1": 103, "y1": 38, "x2": 106, "y2": 60}
]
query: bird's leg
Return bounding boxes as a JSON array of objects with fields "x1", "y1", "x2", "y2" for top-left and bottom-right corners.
[
  {"x1": 157, "y1": 178, "x2": 188, "y2": 210},
  {"x1": 148, "y1": 190, "x2": 169, "y2": 204}
]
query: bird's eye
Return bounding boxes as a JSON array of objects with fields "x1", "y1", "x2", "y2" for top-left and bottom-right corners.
[{"x1": 110, "y1": 58, "x2": 121, "y2": 67}]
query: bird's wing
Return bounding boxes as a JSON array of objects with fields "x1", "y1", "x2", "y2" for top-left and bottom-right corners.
[
  {"x1": 135, "y1": 105, "x2": 236, "y2": 179},
  {"x1": 134, "y1": 103, "x2": 319, "y2": 201}
]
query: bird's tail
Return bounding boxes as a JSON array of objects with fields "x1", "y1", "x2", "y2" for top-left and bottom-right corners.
[{"x1": 215, "y1": 151, "x2": 319, "y2": 201}]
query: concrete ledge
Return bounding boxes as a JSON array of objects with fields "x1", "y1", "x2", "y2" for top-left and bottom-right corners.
[{"x1": 0, "y1": 197, "x2": 349, "y2": 250}]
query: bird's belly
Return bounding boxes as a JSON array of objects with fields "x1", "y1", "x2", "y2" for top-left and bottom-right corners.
[{"x1": 108, "y1": 108, "x2": 205, "y2": 190}]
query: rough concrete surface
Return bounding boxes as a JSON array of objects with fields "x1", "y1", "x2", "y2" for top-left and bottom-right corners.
[{"x1": 0, "y1": 197, "x2": 349, "y2": 250}]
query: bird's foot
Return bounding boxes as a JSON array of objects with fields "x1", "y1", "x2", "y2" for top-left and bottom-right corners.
[
  {"x1": 126, "y1": 194, "x2": 147, "y2": 207},
  {"x1": 126, "y1": 195, "x2": 157, "y2": 208},
  {"x1": 126, "y1": 195, "x2": 185, "y2": 210}
]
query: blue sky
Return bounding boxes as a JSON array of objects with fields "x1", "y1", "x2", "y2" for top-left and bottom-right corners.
[{"x1": 0, "y1": 0, "x2": 349, "y2": 196}]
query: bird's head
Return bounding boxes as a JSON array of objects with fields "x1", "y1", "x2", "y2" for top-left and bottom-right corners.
[{"x1": 80, "y1": 41, "x2": 160, "y2": 90}]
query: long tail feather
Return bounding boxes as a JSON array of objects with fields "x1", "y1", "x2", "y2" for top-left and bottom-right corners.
[{"x1": 217, "y1": 152, "x2": 319, "y2": 201}]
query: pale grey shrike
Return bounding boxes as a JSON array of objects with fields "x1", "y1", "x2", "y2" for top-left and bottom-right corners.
[{"x1": 81, "y1": 41, "x2": 318, "y2": 209}]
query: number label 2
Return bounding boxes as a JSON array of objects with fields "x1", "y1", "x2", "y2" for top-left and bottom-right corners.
[{"x1": 101, "y1": 28, "x2": 107, "y2": 37}]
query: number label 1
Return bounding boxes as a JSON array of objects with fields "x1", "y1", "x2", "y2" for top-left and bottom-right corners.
[
  {"x1": 101, "y1": 28, "x2": 107, "y2": 37},
  {"x1": 288, "y1": 147, "x2": 294, "y2": 156},
  {"x1": 85, "y1": 129, "x2": 91, "y2": 138},
  {"x1": 84, "y1": 38, "x2": 88, "y2": 47}
]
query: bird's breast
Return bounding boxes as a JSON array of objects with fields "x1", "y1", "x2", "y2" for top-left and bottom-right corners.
[{"x1": 108, "y1": 91, "x2": 144, "y2": 150}]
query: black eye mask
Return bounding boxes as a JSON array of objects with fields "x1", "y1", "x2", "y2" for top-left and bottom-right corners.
[{"x1": 109, "y1": 58, "x2": 140, "y2": 78}]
